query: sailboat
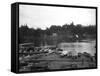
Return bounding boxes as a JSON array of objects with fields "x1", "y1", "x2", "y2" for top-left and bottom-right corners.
[{"x1": 75, "y1": 34, "x2": 79, "y2": 42}]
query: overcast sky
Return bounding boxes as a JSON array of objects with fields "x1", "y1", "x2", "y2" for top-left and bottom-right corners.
[{"x1": 19, "y1": 5, "x2": 96, "y2": 29}]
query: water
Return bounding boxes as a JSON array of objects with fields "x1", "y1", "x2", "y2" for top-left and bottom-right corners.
[{"x1": 58, "y1": 40, "x2": 96, "y2": 56}]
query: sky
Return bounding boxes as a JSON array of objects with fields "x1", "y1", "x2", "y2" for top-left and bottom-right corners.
[{"x1": 19, "y1": 5, "x2": 96, "y2": 30}]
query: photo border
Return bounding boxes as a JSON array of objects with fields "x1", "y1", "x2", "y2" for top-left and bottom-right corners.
[{"x1": 12, "y1": 2, "x2": 98, "y2": 73}]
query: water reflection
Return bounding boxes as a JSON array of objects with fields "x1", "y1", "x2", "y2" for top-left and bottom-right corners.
[{"x1": 58, "y1": 40, "x2": 96, "y2": 56}]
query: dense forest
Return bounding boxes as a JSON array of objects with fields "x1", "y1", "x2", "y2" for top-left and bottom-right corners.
[{"x1": 19, "y1": 22, "x2": 96, "y2": 46}]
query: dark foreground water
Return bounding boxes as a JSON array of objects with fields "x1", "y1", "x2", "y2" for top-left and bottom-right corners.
[{"x1": 19, "y1": 40, "x2": 96, "y2": 72}]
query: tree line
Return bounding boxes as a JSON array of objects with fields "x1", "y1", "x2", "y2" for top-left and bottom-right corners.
[{"x1": 19, "y1": 22, "x2": 96, "y2": 46}]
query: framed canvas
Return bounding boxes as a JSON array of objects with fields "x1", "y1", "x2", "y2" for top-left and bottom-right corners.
[{"x1": 11, "y1": 2, "x2": 97, "y2": 73}]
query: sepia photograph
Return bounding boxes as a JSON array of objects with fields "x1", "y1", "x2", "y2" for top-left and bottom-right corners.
[{"x1": 18, "y1": 3, "x2": 97, "y2": 72}]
